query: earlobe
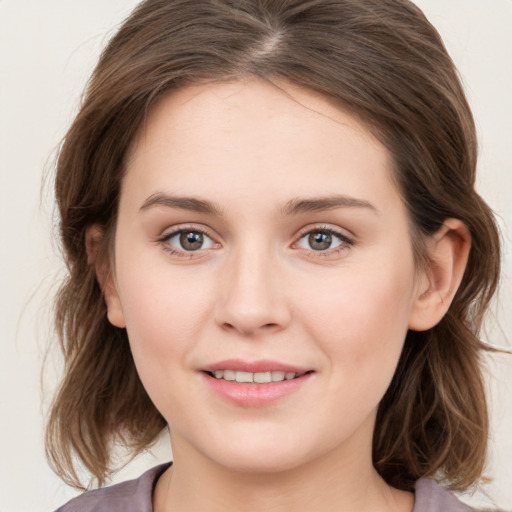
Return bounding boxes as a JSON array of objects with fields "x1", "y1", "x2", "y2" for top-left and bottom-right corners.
[
  {"x1": 408, "y1": 219, "x2": 471, "y2": 331},
  {"x1": 85, "y1": 225, "x2": 126, "y2": 329},
  {"x1": 103, "y1": 276, "x2": 126, "y2": 329}
]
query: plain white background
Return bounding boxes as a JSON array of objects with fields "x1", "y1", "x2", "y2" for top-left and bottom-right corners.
[{"x1": 0, "y1": 1, "x2": 510, "y2": 510}]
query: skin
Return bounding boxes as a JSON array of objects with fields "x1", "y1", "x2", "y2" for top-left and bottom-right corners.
[{"x1": 91, "y1": 79, "x2": 470, "y2": 512}]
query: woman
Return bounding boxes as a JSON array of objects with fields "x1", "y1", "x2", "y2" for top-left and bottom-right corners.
[{"x1": 47, "y1": 1, "x2": 503, "y2": 510}]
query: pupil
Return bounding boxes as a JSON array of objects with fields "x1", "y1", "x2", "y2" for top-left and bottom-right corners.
[
  {"x1": 180, "y1": 231, "x2": 203, "y2": 251},
  {"x1": 309, "y1": 231, "x2": 332, "y2": 251}
]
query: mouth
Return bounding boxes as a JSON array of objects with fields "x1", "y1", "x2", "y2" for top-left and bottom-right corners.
[
  {"x1": 201, "y1": 360, "x2": 314, "y2": 406},
  {"x1": 205, "y1": 369, "x2": 310, "y2": 383}
]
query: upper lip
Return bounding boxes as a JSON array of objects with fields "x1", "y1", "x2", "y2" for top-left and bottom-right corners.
[{"x1": 201, "y1": 359, "x2": 311, "y2": 374}]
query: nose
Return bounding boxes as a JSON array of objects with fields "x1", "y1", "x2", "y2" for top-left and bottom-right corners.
[{"x1": 214, "y1": 244, "x2": 291, "y2": 336}]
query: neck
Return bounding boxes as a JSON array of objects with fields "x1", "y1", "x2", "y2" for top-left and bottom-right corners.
[{"x1": 153, "y1": 432, "x2": 414, "y2": 512}]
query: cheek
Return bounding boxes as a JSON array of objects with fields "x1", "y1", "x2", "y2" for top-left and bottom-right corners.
[
  {"x1": 114, "y1": 257, "x2": 216, "y2": 408},
  {"x1": 119, "y1": 267, "x2": 210, "y2": 352},
  {"x1": 118, "y1": 280, "x2": 208, "y2": 424},
  {"x1": 298, "y1": 259, "x2": 415, "y2": 391}
]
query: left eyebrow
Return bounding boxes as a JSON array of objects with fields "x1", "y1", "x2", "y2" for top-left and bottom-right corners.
[
  {"x1": 280, "y1": 195, "x2": 378, "y2": 216},
  {"x1": 139, "y1": 193, "x2": 224, "y2": 216}
]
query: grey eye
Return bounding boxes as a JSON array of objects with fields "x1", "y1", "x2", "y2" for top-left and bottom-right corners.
[
  {"x1": 180, "y1": 231, "x2": 204, "y2": 251},
  {"x1": 165, "y1": 230, "x2": 216, "y2": 252},
  {"x1": 296, "y1": 229, "x2": 346, "y2": 252},
  {"x1": 308, "y1": 231, "x2": 333, "y2": 251}
]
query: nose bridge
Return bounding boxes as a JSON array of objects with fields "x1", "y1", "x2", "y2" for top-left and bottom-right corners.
[{"x1": 216, "y1": 237, "x2": 289, "y2": 334}]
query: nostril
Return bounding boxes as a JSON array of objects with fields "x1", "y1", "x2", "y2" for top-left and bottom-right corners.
[
  {"x1": 215, "y1": 298, "x2": 291, "y2": 335},
  {"x1": 220, "y1": 321, "x2": 280, "y2": 335}
]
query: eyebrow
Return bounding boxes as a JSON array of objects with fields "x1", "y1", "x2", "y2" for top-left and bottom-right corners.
[
  {"x1": 139, "y1": 193, "x2": 224, "y2": 216},
  {"x1": 280, "y1": 195, "x2": 378, "y2": 216},
  {"x1": 139, "y1": 192, "x2": 377, "y2": 217}
]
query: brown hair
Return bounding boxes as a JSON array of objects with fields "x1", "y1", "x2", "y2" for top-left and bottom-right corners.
[{"x1": 46, "y1": 0, "x2": 501, "y2": 492}]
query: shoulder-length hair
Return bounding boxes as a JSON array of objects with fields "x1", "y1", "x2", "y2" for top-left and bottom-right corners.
[{"x1": 46, "y1": 0, "x2": 501, "y2": 490}]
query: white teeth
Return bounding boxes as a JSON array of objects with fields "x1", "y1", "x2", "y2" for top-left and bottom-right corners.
[
  {"x1": 254, "y1": 372, "x2": 272, "y2": 383},
  {"x1": 235, "y1": 371, "x2": 253, "y2": 383},
  {"x1": 271, "y1": 371, "x2": 285, "y2": 381},
  {"x1": 223, "y1": 369, "x2": 236, "y2": 381},
  {"x1": 211, "y1": 370, "x2": 299, "y2": 383}
]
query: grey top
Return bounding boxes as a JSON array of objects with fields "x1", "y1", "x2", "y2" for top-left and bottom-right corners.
[{"x1": 55, "y1": 463, "x2": 474, "y2": 511}]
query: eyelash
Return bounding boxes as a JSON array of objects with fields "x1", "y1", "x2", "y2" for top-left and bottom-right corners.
[
  {"x1": 157, "y1": 225, "x2": 354, "y2": 259},
  {"x1": 157, "y1": 225, "x2": 217, "y2": 258},
  {"x1": 294, "y1": 226, "x2": 354, "y2": 257}
]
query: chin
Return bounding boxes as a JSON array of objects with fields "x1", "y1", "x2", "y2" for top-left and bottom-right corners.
[
  {"x1": 195, "y1": 429, "x2": 331, "y2": 476},
  {"x1": 211, "y1": 449, "x2": 308, "y2": 475}
]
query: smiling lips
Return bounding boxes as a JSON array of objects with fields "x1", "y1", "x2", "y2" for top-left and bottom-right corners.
[
  {"x1": 210, "y1": 370, "x2": 304, "y2": 383},
  {"x1": 202, "y1": 360, "x2": 314, "y2": 406}
]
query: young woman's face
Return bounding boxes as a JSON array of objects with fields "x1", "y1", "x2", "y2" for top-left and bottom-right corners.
[{"x1": 108, "y1": 79, "x2": 425, "y2": 474}]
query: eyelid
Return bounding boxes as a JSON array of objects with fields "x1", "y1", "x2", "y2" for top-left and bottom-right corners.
[
  {"x1": 157, "y1": 223, "x2": 221, "y2": 256},
  {"x1": 155, "y1": 223, "x2": 354, "y2": 259},
  {"x1": 295, "y1": 224, "x2": 354, "y2": 243},
  {"x1": 292, "y1": 225, "x2": 355, "y2": 255}
]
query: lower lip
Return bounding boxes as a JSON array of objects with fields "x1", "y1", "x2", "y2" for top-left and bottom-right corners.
[{"x1": 202, "y1": 372, "x2": 313, "y2": 407}]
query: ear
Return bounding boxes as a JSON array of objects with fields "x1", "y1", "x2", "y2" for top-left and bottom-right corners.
[
  {"x1": 86, "y1": 225, "x2": 126, "y2": 328},
  {"x1": 408, "y1": 219, "x2": 471, "y2": 331}
]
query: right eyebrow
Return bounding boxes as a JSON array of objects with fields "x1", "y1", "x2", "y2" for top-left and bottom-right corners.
[
  {"x1": 280, "y1": 195, "x2": 378, "y2": 216},
  {"x1": 139, "y1": 193, "x2": 224, "y2": 217}
]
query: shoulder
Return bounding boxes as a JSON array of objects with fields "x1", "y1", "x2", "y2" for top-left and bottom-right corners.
[
  {"x1": 54, "y1": 463, "x2": 171, "y2": 512},
  {"x1": 414, "y1": 478, "x2": 474, "y2": 512}
]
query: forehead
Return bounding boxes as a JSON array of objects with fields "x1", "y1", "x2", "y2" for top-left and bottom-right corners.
[
  {"x1": 129, "y1": 79, "x2": 381, "y2": 156},
  {"x1": 122, "y1": 79, "x2": 399, "y2": 215}
]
